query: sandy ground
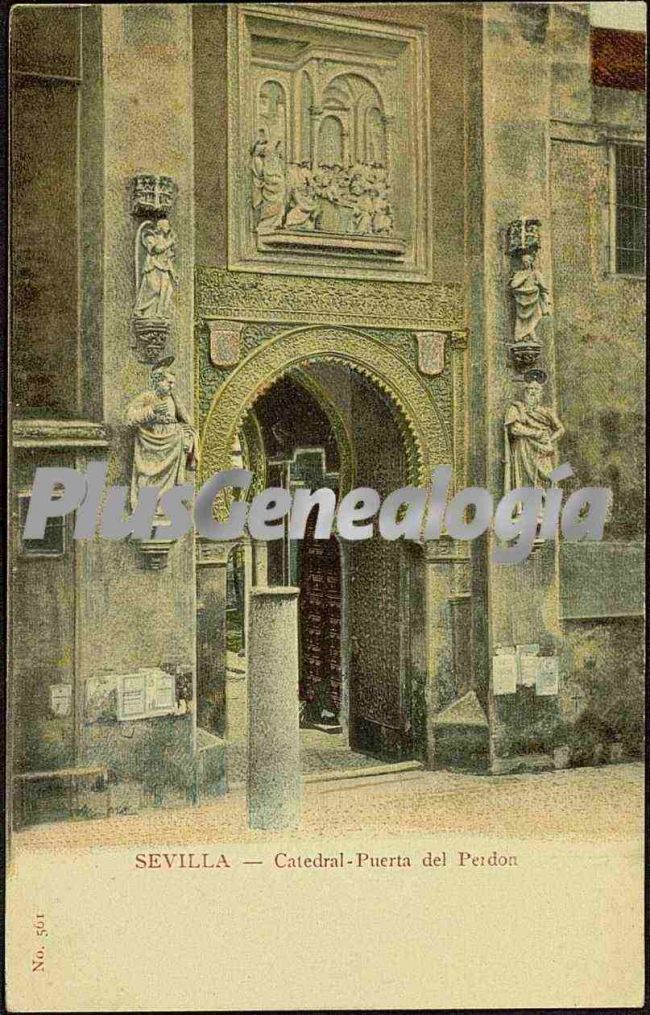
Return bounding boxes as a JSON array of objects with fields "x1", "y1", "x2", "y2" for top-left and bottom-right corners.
[{"x1": 11, "y1": 761, "x2": 643, "y2": 851}]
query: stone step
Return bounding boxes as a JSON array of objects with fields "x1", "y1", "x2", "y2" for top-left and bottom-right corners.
[
  {"x1": 228, "y1": 759, "x2": 424, "y2": 792},
  {"x1": 304, "y1": 759, "x2": 424, "y2": 785}
]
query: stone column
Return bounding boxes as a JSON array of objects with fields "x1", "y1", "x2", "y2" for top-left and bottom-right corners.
[
  {"x1": 252, "y1": 539, "x2": 268, "y2": 586},
  {"x1": 241, "y1": 536, "x2": 253, "y2": 654},
  {"x1": 247, "y1": 587, "x2": 301, "y2": 830}
]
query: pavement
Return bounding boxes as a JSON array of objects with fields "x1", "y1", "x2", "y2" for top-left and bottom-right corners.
[{"x1": 11, "y1": 761, "x2": 643, "y2": 851}]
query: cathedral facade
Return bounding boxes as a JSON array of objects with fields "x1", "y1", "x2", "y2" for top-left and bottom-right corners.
[{"x1": 9, "y1": 3, "x2": 645, "y2": 825}]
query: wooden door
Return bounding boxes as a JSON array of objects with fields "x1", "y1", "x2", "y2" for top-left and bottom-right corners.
[{"x1": 298, "y1": 519, "x2": 342, "y2": 726}]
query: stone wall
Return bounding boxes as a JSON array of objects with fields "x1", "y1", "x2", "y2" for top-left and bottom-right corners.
[
  {"x1": 74, "y1": 5, "x2": 198, "y2": 793},
  {"x1": 549, "y1": 63, "x2": 645, "y2": 760}
]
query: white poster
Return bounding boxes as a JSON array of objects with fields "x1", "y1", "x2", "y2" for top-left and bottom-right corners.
[
  {"x1": 492, "y1": 653, "x2": 518, "y2": 695},
  {"x1": 536, "y1": 657, "x2": 560, "y2": 696}
]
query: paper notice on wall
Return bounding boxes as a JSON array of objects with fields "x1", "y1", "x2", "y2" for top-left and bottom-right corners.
[
  {"x1": 492, "y1": 653, "x2": 518, "y2": 695},
  {"x1": 516, "y1": 645, "x2": 539, "y2": 687},
  {"x1": 49, "y1": 683, "x2": 72, "y2": 718},
  {"x1": 519, "y1": 654, "x2": 538, "y2": 688},
  {"x1": 536, "y1": 657, "x2": 559, "y2": 696}
]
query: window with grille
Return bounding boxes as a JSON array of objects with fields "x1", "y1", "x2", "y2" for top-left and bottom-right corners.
[{"x1": 612, "y1": 143, "x2": 646, "y2": 275}]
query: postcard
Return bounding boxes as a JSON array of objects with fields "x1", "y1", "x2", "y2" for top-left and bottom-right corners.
[{"x1": 6, "y1": 2, "x2": 645, "y2": 1010}]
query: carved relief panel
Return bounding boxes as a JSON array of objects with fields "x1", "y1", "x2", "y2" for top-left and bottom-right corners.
[{"x1": 228, "y1": 4, "x2": 431, "y2": 281}]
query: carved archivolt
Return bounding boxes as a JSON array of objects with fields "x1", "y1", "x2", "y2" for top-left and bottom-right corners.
[{"x1": 199, "y1": 325, "x2": 452, "y2": 492}]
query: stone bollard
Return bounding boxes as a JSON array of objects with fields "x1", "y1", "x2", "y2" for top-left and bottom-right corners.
[{"x1": 247, "y1": 587, "x2": 301, "y2": 830}]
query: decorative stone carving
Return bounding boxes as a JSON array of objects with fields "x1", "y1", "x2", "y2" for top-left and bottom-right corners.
[
  {"x1": 131, "y1": 317, "x2": 171, "y2": 365},
  {"x1": 196, "y1": 268, "x2": 464, "y2": 332},
  {"x1": 509, "y1": 340, "x2": 544, "y2": 372},
  {"x1": 126, "y1": 357, "x2": 198, "y2": 566},
  {"x1": 207, "y1": 321, "x2": 245, "y2": 367},
  {"x1": 416, "y1": 331, "x2": 446, "y2": 376},
  {"x1": 504, "y1": 369, "x2": 565, "y2": 492},
  {"x1": 131, "y1": 173, "x2": 178, "y2": 218},
  {"x1": 250, "y1": 63, "x2": 397, "y2": 246},
  {"x1": 228, "y1": 5, "x2": 430, "y2": 281},
  {"x1": 509, "y1": 252, "x2": 551, "y2": 342},
  {"x1": 251, "y1": 139, "x2": 400, "y2": 252},
  {"x1": 507, "y1": 217, "x2": 541, "y2": 257},
  {"x1": 134, "y1": 217, "x2": 178, "y2": 321},
  {"x1": 130, "y1": 174, "x2": 179, "y2": 364}
]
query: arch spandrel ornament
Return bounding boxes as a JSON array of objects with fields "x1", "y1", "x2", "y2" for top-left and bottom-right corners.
[{"x1": 199, "y1": 326, "x2": 452, "y2": 495}]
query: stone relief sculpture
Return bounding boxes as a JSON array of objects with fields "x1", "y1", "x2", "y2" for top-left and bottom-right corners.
[
  {"x1": 251, "y1": 132, "x2": 287, "y2": 234},
  {"x1": 249, "y1": 51, "x2": 399, "y2": 248},
  {"x1": 251, "y1": 131, "x2": 394, "y2": 240},
  {"x1": 504, "y1": 369, "x2": 564, "y2": 491},
  {"x1": 126, "y1": 357, "x2": 198, "y2": 517},
  {"x1": 229, "y1": 5, "x2": 430, "y2": 278},
  {"x1": 130, "y1": 173, "x2": 179, "y2": 364}
]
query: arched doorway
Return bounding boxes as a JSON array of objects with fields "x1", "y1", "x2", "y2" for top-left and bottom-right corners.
[{"x1": 198, "y1": 326, "x2": 453, "y2": 772}]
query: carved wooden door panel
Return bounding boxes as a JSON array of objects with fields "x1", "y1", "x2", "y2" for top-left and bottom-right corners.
[
  {"x1": 298, "y1": 521, "x2": 342, "y2": 726},
  {"x1": 348, "y1": 539, "x2": 412, "y2": 760}
]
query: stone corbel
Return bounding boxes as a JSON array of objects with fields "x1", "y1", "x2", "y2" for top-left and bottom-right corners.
[{"x1": 136, "y1": 538, "x2": 175, "y2": 571}]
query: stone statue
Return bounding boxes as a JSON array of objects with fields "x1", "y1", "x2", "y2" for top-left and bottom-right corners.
[
  {"x1": 509, "y1": 253, "x2": 551, "y2": 343},
  {"x1": 251, "y1": 131, "x2": 286, "y2": 234},
  {"x1": 126, "y1": 357, "x2": 198, "y2": 515},
  {"x1": 134, "y1": 217, "x2": 178, "y2": 320},
  {"x1": 504, "y1": 370, "x2": 564, "y2": 491}
]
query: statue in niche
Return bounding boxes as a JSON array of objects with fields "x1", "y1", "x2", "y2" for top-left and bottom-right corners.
[
  {"x1": 126, "y1": 357, "x2": 198, "y2": 516},
  {"x1": 504, "y1": 369, "x2": 564, "y2": 491},
  {"x1": 509, "y1": 252, "x2": 551, "y2": 343},
  {"x1": 134, "y1": 216, "x2": 178, "y2": 321}
]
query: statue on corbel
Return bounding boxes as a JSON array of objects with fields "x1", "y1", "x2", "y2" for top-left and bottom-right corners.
[
  {"x1": 507, "y1": 218, "x2": 551, "y2": 372},
  {"x1": 126, "y1": 356, "x2": 198, "y2": 568},
  {"x1": 130, "y1": 174, "x2": 179, "y2": 364},
  {"x1": 504, "y1": 368, "x2": 564, "y2": 492}
]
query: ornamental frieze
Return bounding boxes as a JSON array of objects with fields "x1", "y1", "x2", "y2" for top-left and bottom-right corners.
[{"x1": 196, "y1": 268, "x2": 464, "y2": 332}]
